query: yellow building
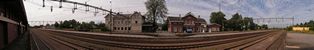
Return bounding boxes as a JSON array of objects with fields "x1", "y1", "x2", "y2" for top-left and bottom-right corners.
[{"x1": 292, "y1": 27, "x2": 310, "y2": 32}]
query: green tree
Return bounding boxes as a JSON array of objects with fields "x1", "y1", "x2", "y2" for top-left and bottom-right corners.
[
  {"x1": 54, "y1": 22, "x2": 60, "y2": 28},
  {"x1": 145, "y1": 0, "x2": 168, "y2": 23},
  {"x1": 89, "y1": 21, "x2": 96, "y2": 29},
  {"x1": 228, "y1": 13, "x2": 243, "y2": 31},
  {"x1": 68, "y1": 19, "x2": 79, "y2": 28},
  {"x1": 209, "y1": 11, "x2": 226, "y2": 31},
  {"x1": 60, "y1": 20, "x2": 70, "y2": 28},
  {"x1": 261, "y1": 24, "x2": 268, "y2": 29},
  {"x1": 145, "y1": 0, "x2": 168, "y2": 32},
  {"x1": 45, "y1": 24, "x2": 50, "y2": 27},
  {"x1": 162, "y1": 22, "x2": 168, "y2": 31},
  {"x1": 209, "y1": 11, "x2": 226, "y2": 25},
  {"x1": 243, "y1": 17, "x2": 256, "y2": 30},
  {"x1": 77, "y1": 22, "x2": 91, "y2": 31},
  {"x1": 97, "y1": 23, "x2": 110, "y2": 31}
]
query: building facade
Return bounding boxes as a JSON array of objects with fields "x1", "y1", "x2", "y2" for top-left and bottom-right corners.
[
  {"x1": 167, "y1": 13, "x2": 207, "y2": 33},
  {"x1": 208, "y1": 23, "x2": 221, "y2": 32},
  {"x1": 1, "y1": 0, "x2": 28, "y2": 49},
  {"x1": 105, "y1": 12, "x2": 144, "y2": 33},
  {"x1": 292, "y1": 27, "x2": 310, "y2": 32}
]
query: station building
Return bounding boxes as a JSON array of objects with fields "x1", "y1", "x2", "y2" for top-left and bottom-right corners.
[
  {"x1": 167, "y1": 12, "x2": 208, "y2": 33},
  {"x1": 105, "y1": 12, "x2": 144, "y2": 33}
]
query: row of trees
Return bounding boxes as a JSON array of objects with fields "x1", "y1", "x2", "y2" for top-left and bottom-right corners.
[
  {"x1": 287, "y1": 20, "x2": 314, "y2": 31},
  {"x1": 144, "y1": 0, "x2": 268, "y2": 31},
  {"x1": 52, "y1": 19, "x2": 109, "y2": 32},
  {"x1": 210, "y1": 11, "x2": 268, "y2": 31}
]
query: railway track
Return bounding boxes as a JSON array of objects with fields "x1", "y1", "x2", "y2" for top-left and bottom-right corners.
[
  {"x1": 30, "y1": 29, "x2": 91, "y2": 50},
  {"x1": 33, "y1": 29, "x2": 281, "y2": 50}
]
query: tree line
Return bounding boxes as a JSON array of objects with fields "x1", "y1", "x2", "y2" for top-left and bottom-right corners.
[
  {"x1": 210, "y1": 11, "x2": 268, "y2": 31},
  {"x1": 287, "y1": 20, "x2": 314, "y2": 31},
  {"x1": 34, "y1": 19, "x2": 110, "y2": 32}
]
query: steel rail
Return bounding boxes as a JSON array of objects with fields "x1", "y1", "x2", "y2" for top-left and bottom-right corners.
[{"x1": 41, "y1": 29, "x2": 275, "y2": 49}]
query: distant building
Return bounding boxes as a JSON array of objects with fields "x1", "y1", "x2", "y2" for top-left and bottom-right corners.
[
  {"x1": 292, "y1": 27, "x2": 310, "y2": 32},
  {"x1": 167, "y1": 13, "x2": 207, "y2": 33},
  {"x1": 105, "y1": 12, "x2": 144, "y2": 33},
  {"x1": 208, "y1": 23, "x2": 221, "y2": 32}
]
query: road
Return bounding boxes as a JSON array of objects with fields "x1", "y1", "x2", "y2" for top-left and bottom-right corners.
[{"x1": 286, "y1": 32, "x2": 314, "y2": 50}]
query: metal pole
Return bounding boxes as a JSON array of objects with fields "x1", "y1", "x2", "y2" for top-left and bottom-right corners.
[
  {"x1": 219, "y1": 0, "x2": 221, "y2": 11},
  {"x1": 110, "y1": 0, "x2": 113, "y2": 33},
  {"x1": 42, "y1": 0, "x2": 45, "y2": 7},
  {"x1": 59, "y1": 0, "x2": 62, "y2": 8}
]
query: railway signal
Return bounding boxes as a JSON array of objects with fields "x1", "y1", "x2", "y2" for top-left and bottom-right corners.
[
  {"x1": 50, "y1": 6, "x2": 53, "y2": 12},
  {"x1": 59, "y1": 0, "x2": 63, "y2": 8},
  {"x1": 42, "y1": 0, "x2": 45, "y2": 7}
]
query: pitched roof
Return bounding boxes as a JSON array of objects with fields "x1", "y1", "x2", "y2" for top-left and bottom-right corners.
[
  {"x1": 208, "y1": 23, "x2": 222, "y2": 27},
  {"x1": 196, "y1": 18, "x2": 207, "y2": 23},
  {"x1": 167, "y1": 17, "x2": 183, "y2": 22},
  {"x1": 104, "y1": 12, "x2": 143, "y2": 19}
]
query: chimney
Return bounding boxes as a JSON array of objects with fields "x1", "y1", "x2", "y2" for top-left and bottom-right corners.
[
  {"x1": 117, "y1": 12, "x2": 121, "y2": 15},
  {"x1": 134, "y1": 11, "x2": 137, "y2": 13},
  {"x1": 179, "y1": 14, "x2": 181, "y2": 17}
]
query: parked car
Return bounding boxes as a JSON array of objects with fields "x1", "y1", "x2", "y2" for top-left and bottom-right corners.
[{"x1": 186, "y1": 29, "x2": 193, "y2": 33}]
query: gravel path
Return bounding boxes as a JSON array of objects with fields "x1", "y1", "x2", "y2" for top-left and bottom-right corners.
[{"x1": 286, "y1": 32, "x2": 314, "y2": 50}]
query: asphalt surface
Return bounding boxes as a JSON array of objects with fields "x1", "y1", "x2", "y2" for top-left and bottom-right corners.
[{"x1": 286, "y1": 32, "x2": 314, "y2": 50}]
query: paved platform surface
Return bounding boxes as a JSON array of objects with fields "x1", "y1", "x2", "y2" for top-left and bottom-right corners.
[
  {"x1": 286, "y1": 32, "x2": 314, "y2": 50},
  {"x1": 4, "y1": 31, "x2": 29, "y2": 50}
]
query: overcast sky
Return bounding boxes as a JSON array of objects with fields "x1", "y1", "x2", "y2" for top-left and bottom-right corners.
[{"x1": 24, "y1": 0, "x2": 314, "y2": 28}]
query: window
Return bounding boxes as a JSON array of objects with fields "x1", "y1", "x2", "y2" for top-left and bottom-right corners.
[
  {"x1": 135, "y1": 21, "x2": 138, "y2": 24},
  {"x1": 114, "y1": 27, "x2": 116, "y2": 30},
  {"x1": 124, "y1": 21, "x2": 128, "y2": 24},
  {"x1": 125, "y1": 27, "x2": 127, "y2": 30},
  {"x1": 117, "y1": 27, "x2": 120, "y2": 30},
  {"x1": 128, "y1": 27, "x2": 131, "y2": 30},
  {"x1": 122, "y1": 21, "x2": 124, "y2": 24}
]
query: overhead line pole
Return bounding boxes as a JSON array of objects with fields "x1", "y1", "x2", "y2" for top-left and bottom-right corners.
[
  {"x1": 50, "y1": 0, "x2": 118, "y2": 15},
  {"x1": 110, "y1": 0, "x2": 113, "y2": 33}
]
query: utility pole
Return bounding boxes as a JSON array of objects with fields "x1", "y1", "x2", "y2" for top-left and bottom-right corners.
[
  {"x1": 42, "y1": 0, "x2": 45, "y2": 7},
  {"x1": 110, "y1": 0, "x2": 113, "y2": 33},
  {"x1": 219, "y1": 0, "x2": 221, "y2": 11}
]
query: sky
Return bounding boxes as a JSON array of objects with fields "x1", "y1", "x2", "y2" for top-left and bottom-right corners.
[{"x1": 23, "y1": 0, "x2": 314, "y2": 28}]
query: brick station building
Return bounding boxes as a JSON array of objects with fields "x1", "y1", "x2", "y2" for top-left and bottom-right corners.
[{"x1": 167, "y1": 12, "x2": 207, "y2": 33}]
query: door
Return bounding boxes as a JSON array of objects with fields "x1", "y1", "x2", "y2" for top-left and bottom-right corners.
[{"x1": 0, "y1": 21, "x2": 5, "y2": 48}]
